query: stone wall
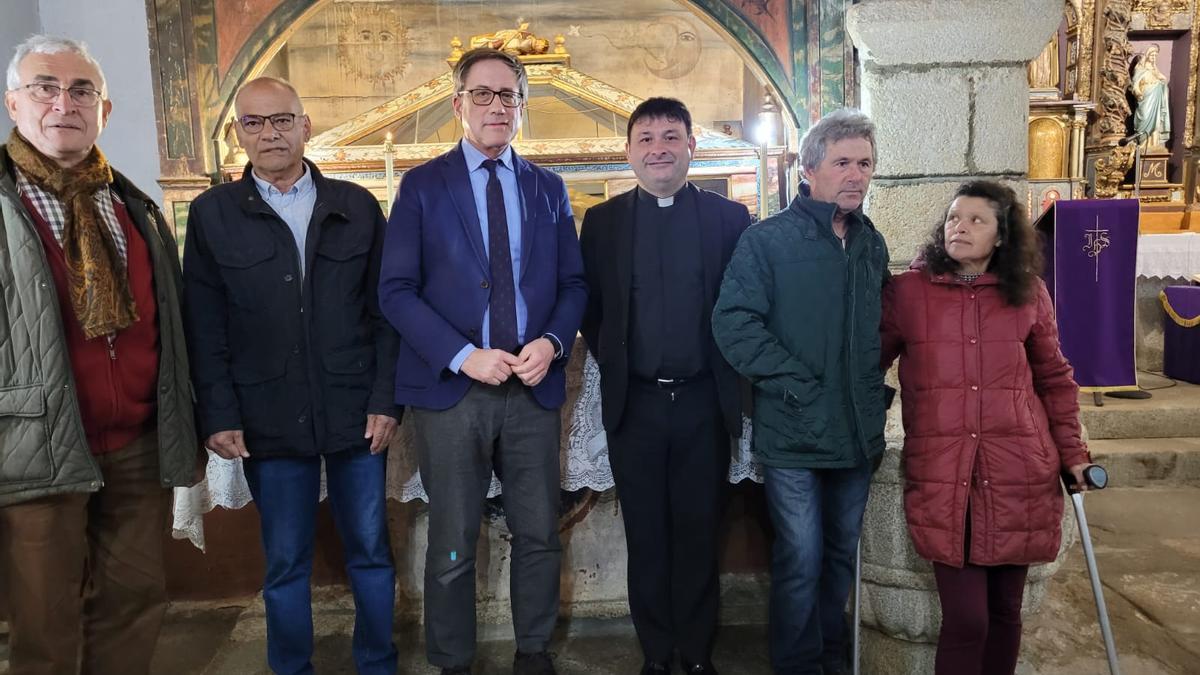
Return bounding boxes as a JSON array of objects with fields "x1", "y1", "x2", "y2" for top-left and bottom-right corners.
[
  {"x1": 0, "y1": 0, "x2": 40, "y2": 140},
  {"x1": 848, "y1": 0, "x2": 1064, "y2": 265}
]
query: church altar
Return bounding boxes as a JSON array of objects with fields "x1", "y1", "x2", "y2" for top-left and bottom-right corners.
[
  {"x1": 171, "y1": 350, "x2": 763, "y2": 549},
  {"x1": 1137, "y1": 232, "x2": 1200, "y2": 280}
]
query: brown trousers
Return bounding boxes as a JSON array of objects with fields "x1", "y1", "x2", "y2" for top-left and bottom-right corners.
[{"x1": 0, "y1": 431, "x2": 169, "y2": 675}]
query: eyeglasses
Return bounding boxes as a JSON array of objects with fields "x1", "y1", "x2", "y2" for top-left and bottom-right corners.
[
  {"x1": 457, "y1": 88, "x2": 523, "y2": 108},
  {"x1": 237, "y1": 113, "x2": 301, "y2": 134},
  {"x1": 18, "y1": 82, "x2": 103, "y2": 106}
]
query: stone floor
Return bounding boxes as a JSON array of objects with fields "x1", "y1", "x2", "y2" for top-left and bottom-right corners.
[{"x1": 2, "y1": 486, "x2": 1196, "y2": 674}]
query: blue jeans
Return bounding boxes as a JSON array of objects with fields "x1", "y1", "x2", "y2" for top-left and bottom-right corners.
[
  {"x1": 763, "y1": 463, "x2": 872, "y2": 675},
  {"x1": 244, "y1": 448, "x2": 397, "y2": 675}
]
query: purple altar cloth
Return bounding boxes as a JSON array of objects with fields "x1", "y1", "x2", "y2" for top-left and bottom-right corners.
[{"x1": 1162, "y1": 285, "x2": 1200, "y2": 385}]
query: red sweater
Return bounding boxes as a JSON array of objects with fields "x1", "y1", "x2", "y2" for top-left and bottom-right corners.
[{"x1": 25, "y1": 194, "x2": 160, "y2": 454}]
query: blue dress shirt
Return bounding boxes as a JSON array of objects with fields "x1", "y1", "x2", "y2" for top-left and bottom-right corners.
[
  {"x1": 450, "y1": 140, "x2": 530, "y2": 372},
  {"x1": 252, "y1": 163, "x2": 317, "y2": 277}
]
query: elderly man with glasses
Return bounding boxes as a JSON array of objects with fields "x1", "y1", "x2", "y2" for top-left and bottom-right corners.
[
  {"x1": 379, "y1": 47, "x2": 586, "y2": 675},
  {"x1": 0, "y1": 34, "x2": 201, "y2": 674},
  {"x1": 182, "y1": 76, "x2": 401, "y2": 675}
]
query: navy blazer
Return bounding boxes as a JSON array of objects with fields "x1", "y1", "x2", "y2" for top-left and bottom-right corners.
[{"x1": 379, "y1": 143, "x2": 587, "y2": 410}]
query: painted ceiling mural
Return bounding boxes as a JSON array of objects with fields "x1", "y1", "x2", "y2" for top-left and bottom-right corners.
[{"x1": 147, "y1": 0, "x2": 851, "y2": 179}]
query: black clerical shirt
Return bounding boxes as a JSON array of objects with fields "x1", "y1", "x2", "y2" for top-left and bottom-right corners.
[{"x1": 629, "y1": 186, "x2": 708, "y2": 380}]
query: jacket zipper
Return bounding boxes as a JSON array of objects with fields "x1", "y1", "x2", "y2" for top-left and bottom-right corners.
[
  {"x1": 841, "y1": 224, "x2": 870, "y2": 463},
  {"x1": 106, "y1": 332, "x2": 121, "y2": 457}
]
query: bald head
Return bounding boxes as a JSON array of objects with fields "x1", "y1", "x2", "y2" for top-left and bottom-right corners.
[
  {"x1": 232, "y1": 76, "x2": 311, "y2": 190},
  {"x1": 234, "y1": 76, "x2": 302, "y2": 116}
]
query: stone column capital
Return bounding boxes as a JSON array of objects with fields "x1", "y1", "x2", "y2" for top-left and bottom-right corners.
[{"x1": 847, "y1": 0, "x2": 1064, "y2": 67}]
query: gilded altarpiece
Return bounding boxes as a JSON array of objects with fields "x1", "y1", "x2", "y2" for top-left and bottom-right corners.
[
  {"x1": 1061, "y1": 0, "x2": 1200, "y2": 230},
  {"x1": 1028, "y1": 2, "x2": 1095, "y2": 217}
]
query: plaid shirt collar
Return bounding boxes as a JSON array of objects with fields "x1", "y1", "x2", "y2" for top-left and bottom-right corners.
[{"x1": 13, "y1": 167, "x2": 128, "y2": 263}]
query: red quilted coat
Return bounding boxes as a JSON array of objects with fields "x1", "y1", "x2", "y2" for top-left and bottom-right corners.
[{"x1": 880, "y1": 268, "x2": 1090, "y2": 567}]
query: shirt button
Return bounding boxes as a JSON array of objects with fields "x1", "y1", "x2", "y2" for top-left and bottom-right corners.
[
  {"x1": 969, "y1": 294, "x2": 976, "y2": 300},
  {"x1": 970, "y1": 432, "x2": 978, "y2": 439},
  {"x1": 298, "y1": 415, "x2": 307, "y2": 424},
  {"x1": 983, "y1": 480, "x2": 990, "y2": 486},
  {"x1": 481, "y1": 280, "x2": 490, "y2": 289},
  {"x1": 284, "y1": 274, "x2": 294, "y2": 282},
  {"x1": 292, "y1": 346, "x2": 301, "y2": 355},
  {"x1": 969, "y1": 338, "x2": 978, "y2": 344},
  {"x1": 970, "y1": 385, "x2": 979, "y2": 391},
  {"x1": 962, "y1": 481, "x2": 968, "y2": 486}
]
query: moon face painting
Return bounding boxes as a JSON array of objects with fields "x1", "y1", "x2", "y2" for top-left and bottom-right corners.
[{"x1": 641, "y1": 15, "x2": 702, "y2": 80}]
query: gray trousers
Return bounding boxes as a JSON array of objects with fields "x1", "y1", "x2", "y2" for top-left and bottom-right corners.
[{"x1": 411, "y1": 379, "x2": 562, "y2": 668}]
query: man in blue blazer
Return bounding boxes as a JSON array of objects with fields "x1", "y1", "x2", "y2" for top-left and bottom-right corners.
[{"x1": 379, "y1": 48, "x2": 586, "y2": 675}]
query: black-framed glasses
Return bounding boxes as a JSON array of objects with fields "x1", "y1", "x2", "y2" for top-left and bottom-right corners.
[
  {"x1": 237, "y1": 113, "x2": 300, "y2": 134},
  {"x1": 18, "y1": 82, "x2": 102, "y2": 106},
  {"x1": 458, "y1": 88, "x2": 523, "y2": 108}
]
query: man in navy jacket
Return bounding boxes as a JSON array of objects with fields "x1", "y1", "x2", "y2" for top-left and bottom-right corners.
[
  {"x1": 184, "y1": 77, "x2": 400, "y2": 674},
  {"x1": 378, "y1": 48, "x2": 586, "y2": 675}
]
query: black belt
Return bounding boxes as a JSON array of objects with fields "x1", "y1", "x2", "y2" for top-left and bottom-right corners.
[{"x1": 633, "y1": 373, "x2": 710, "y2": 389}]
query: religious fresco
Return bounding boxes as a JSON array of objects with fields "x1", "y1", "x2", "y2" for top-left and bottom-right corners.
[
  {"x1": 332, "y1": 2, "x2": 413, "y2": 88},
  {"x1": 267, "y1": 1, "x2": 751, "y2": 140},
  {"x1": 145, "y1": 0, "x2": 854, "y2": 236},
  {"x1": 587, "y1": 15, "x2": 703, "y2": 80},
  {"x1": 733, "y1": 0, "x2": 792, "y2": 80},
  {"x1": 215, "y1": 0, "x2": 280, "y2": 77}
]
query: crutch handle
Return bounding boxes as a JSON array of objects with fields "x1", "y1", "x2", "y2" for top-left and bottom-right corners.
[{"x1": 1062, "y1": 464, "x2": 1109, "y2": 493}]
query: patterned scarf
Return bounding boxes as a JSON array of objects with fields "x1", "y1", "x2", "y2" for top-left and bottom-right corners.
[{"x1": 8, "y1": 129, "x2": 137, "y2": 339}]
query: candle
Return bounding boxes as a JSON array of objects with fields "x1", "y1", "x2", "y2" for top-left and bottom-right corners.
[{"x1": 384, "y1": 131, "x2": 395, "y2": 212}]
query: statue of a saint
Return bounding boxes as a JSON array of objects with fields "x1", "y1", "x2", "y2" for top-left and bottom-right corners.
[
  {"x1": 1129, "y1": 44, "x2": 1171, "y2": 152},
  {"x1": 1028, "y1": 34, "x2": 1060, "y2": 90},
  {"x1": 470, "y1": 22, "x2": 550, "y2": 56}
]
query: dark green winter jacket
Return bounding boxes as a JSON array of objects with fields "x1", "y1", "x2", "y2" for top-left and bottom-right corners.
[{"x1": 712, "y1": 191, "x2": 889, "y2": 468}]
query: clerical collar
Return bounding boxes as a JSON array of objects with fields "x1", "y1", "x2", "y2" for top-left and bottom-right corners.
[{"x1": 636, "y1": 185, "x2": 684, "y2": 208}]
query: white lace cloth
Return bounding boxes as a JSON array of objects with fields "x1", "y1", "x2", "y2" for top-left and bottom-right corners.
[
  {"x1": 1137, "y1": 232, "x2": 1200, "y2": 280},
  {"x1": 172, "y1": 350, "x2": 762, "y2": 549}
]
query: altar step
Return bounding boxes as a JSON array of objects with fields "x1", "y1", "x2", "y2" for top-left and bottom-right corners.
[
  {"x1": 1075, "y1": 377, "x2": 1200, "y2": 486},
  {"x1": 1078, "y1": 377, "x2": 1200, "y2": 440},
  {"x1": 1087, "y1": 437, "x2": 1200, "y2": 487}
]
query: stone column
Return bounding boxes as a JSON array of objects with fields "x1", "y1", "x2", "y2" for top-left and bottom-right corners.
[
  {"x1": 846, "y1": 2, "x2": 1073, "y2": 671},
  {"x1": 847, "y1": 0, "x2": 1063, "y2": 260}
]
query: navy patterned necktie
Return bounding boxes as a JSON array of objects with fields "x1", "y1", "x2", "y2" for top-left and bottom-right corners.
[{"x1": 482, "y1": 158, "x2": 519, "y2": 353}]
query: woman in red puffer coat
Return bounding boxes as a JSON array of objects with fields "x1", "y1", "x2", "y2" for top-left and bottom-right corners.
[{"x1": 880, "y1": 180, "x2": 1095, "y2": 675}]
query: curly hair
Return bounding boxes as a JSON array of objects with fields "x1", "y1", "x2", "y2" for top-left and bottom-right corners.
[{"x1": 920, "y1": 180, "x2": 1044, "y2": 306}]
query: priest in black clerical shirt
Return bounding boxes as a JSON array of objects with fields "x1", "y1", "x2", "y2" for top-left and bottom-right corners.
[{"x1": 579, "y1": 97, "x2": 751, "y2": 675}]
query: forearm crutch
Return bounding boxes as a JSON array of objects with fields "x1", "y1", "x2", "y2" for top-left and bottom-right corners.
[
  {"x1": 1064, "y1": 465, "x2": 1120, "y2": 675},
  {"x1": 852, "y1": 538, "x2": 862, "y2": 675}
]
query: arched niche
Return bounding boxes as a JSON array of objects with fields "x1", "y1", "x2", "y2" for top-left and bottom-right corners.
[{"x1": 146, "y1": 0, "x2": 852, "y2": 189}]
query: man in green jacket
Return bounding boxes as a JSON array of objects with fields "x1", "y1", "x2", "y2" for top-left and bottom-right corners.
[
  {"x1": 712, "y1": 108, "x2": 889, "y2": 674},
  {"x1": 0, "y1": 35, "x2": 199, "y2": 674}
]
